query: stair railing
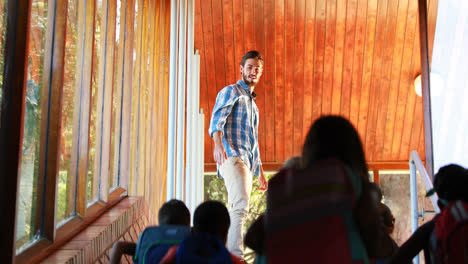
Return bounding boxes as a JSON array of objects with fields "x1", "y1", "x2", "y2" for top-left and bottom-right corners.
[{"x1": 409, "y1": 150, "x2": 440, "y2": 264}]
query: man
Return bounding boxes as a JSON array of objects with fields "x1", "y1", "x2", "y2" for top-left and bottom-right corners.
[{"x1": 208, "y1": 50, "x2": 268, "y2": 258}]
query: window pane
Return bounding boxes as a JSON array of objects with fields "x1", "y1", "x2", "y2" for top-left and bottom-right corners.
[
  {"x1": 109, "y1": 0, "x2": 123, "y2": 190},
  {"x1": 0, "y1": 0, "x2": 7, "y2": 121},
  {"x1": 88, "y1": 0, "x2": 103, "y2": 203},
  {"x1": 56, "y1": 0, "x2": 79, "y2": 224},
  {"x1": 130, "y1": 0, "x2": 141, "y2": 193},
  {"x1": 16, "y1": 0, "x2": 49, "y2": 253}
]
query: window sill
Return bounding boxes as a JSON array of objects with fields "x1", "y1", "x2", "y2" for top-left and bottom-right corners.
[{"x1": 16, "y1": 195, "x2": 152, "y2": 264}]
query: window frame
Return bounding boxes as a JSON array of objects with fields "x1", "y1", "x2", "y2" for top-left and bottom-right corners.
[{"x1": 0, "y1": 0, "x2": 135, "y2": 262}]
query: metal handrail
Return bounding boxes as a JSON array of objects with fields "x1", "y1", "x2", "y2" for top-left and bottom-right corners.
[{"x1": 409, "y1": 150, "x2": 440, "y2": 264}]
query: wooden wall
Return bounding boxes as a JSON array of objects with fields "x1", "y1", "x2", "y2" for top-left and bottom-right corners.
[{"x1": 196, "y1": 0, "x2": 439, "y2": 170}]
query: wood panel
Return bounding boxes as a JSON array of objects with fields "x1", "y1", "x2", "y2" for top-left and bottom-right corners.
[
  {"x1": 292, "y1": 0, "x2": 305, "y2": 155},
  {"x1": 264, "y1": 0, "x2": 275, "y2": 161},
  {"x1": 283, "y1": 0, "x2": 294, "y2": 159},
  {"x1": 274, "y1": 0, "x2": 285, "y2": 161},
  {"x1": 196, "y1": 0, "x2": 439, "y2": 169}
]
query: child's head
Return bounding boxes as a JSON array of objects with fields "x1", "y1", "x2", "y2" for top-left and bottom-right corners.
[
  {"x1": 193, "y1": 201, "x2": 230, "y2": 244},
  {"x1": 369, "y1": 182, "x2": 383, "y2": 202},
  {"x1": 302, "y1": 115, "x2": 369, "y2": 181},
  {"x1": 158, "y1": 199, "x2": 191, "y2": 226},
  {"x1": 282, "y1": 156, "x2": 303, "y2": 170},
  {"x1": 429, "y1": 164, "x2": 468, "y2": 206},
  {"x1": 380, "y1": 203, "x2": 395, "y2": 234}
]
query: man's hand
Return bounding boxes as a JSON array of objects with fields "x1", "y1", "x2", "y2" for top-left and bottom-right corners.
[
  {"x1": 258, "y1": 166, "x2": 268, "y2": 191},
  {"x1": 212, "y1": 131, "x2": 227, "y2": 165},
  {"x1": 213, "y1": 144, "x2": 227, "y2": 165}
]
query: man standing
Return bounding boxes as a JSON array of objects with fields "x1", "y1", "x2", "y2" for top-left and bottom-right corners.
[{"x1": 208, "y1": 50, "x2": 268, "y2": 258}]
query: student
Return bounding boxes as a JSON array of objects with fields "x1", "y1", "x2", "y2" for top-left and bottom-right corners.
[
  {"x1": 244, "y1": 156, "x2": 302, "y2": 259},
  {"x1": 263, "y1": 116, "x2": 382, "y2": 264},
  {"x1": 109, "y1": 199, "x2": 190, "y2": 264},
  {"x1": 301, "y1": 115, "x2": 383, "y2": 259},
  {"x1": 388, "y1": 164, "x2": 468, "y2": 264},
  {"x1": 368, "y1": 183, "x2": 400, "y2": 263},
  {"x1": 160, "y1": 200, "x2": 244, "y2": 264}
]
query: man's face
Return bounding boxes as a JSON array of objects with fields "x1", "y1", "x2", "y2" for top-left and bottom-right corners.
[{"x1": 240, "y1": 58, "x2": 263, "y2": 86}]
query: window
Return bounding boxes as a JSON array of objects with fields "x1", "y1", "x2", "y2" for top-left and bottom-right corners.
[
  {"x1": 56, "y1": 0, "x2": 80, "y2": 225},
  {"x1": 109, "y1": 0, "x2": 125, "y2": 190},
  {"x1": 14, "y1": 0, "x2": 135, "y2": 256},
  {"x1": 4, "y1": 0, "x2": 171, "y2": 260},
  {"x1": 88, "y1": 0, "x2": 103, "y2": 203},
  {"x1": 130, "y1": 0, "x2": 142, "y2": 194},
  {"x1": 16, "y1": 0, "x2": 49, "y2": 253}
]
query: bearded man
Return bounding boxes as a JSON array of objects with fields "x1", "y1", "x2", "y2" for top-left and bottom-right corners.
[{"x1": 208, "y1": 50, "x2": 268, "y2": 258}]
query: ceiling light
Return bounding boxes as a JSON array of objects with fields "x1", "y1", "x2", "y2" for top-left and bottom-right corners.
[{"x1": 414, "y1": 73, "x2": 444, "y2": 97}]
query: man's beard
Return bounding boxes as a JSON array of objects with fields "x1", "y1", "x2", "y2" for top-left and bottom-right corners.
[{"x1": 242, "y1": 72, "x2": 257, "y2": 86}]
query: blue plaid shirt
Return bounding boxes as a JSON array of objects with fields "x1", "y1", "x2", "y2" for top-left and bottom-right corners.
[{"x1": 209, "y1": 80, "x2": 262, "y2": 177}]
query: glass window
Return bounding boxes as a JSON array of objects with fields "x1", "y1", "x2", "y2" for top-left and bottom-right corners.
[
  {"x1": 130, "y1": 0, "x2": 141, "y2": 193},
  {"x1": 109, "y1": 0, "x2": 124, "y2": 190},
  {"x1": 88, "y1": 0, "x2": 103, "y2": 203},
  {"x1": 16, "y1": 0, "x2": 49, "y2": 253},
  {"x1": 56, "y1": 0, "x2": 80, "y2": 224},
  {"x1": 0, "y1": 0, "x2": 7, "y2": 120}
]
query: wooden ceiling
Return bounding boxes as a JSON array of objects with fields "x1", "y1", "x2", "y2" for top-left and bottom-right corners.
[{"x1": 195, "y1": 0, "x2": 439, "y2": 170}]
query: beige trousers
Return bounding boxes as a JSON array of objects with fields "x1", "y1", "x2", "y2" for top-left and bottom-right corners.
[{"x1": 219, "y1": 156, "x2": 253, "y2": 258}]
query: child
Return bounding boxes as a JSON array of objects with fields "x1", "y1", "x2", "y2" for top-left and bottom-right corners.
[
  {"x1": 244, "y1": 156, "x2": 302, "y2": 261},
  {"x1": 110, "y1": 199, "x2": 190, "y2": 264},
  {"x1": 388, "y1": 164, "x2": 468, "y2": 264},
  {"x1": 368, "y1": 183, "x2": 400, "y2": 263},
  {"x1": 160, "y1": 200, "x2": 244, "y2": 264}
]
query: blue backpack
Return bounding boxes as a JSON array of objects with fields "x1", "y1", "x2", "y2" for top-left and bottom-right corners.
[{"x1": 133, "y1": 225, "x2": 191, "y2": 264}]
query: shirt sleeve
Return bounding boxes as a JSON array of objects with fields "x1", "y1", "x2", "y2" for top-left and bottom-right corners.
[{"x1": 208, "y1": 86, "x2": 237, "y2": 137}]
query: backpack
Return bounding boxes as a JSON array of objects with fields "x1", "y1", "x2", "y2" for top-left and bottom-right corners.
[
  {"x1": 175, "y1": 232, "x2": 234, "y2": 264},
  {"x1": 264, "y1": 158, "x2": 369, "y2": 264},
  {"x1": 133, "y1": 225, "x2": 191, "y2": 264},
  {"x1": 434, "y1": 200, "x2": 468, "y2": 264}
]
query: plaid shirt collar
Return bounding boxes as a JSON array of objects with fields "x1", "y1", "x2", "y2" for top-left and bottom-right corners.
[{"x1": 238, "y1": 80, "x2": 257, "y2": 99}]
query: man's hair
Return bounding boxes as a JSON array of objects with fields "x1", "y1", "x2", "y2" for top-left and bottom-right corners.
[
  {"x1": 240, "y1": 50, "x2": 264, "y2": 66},
  {"x1": 193, "y1": 200, "x2": 230, "y2": 239},
  {"x1": 434, "y1": 164, "x2": 468, "y2": 202},
  {"x1": 158, "y1": 199, "x2": 191, "y2": 226}
]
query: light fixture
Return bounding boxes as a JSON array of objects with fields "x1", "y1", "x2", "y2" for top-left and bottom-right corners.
[{"x1": 414, "y1": 72, "x2": 444, "y2": 97}]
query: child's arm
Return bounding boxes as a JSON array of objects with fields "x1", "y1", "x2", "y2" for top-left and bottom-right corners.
[
  {"x1": 387, "y1": 219, "x2": 435, "y2": 264},
  {"x1": 110, "y1": 241, "x2": 136, "y2": 264}
]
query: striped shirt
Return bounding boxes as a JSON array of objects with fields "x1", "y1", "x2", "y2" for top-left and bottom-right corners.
[{"x1": 209, "y1": 80, "x2": 262, "y2": 177}]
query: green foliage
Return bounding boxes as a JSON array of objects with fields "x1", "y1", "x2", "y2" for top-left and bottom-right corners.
[{"x1": 56, "y1": 171, "x2": 69, "y2": 222}]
